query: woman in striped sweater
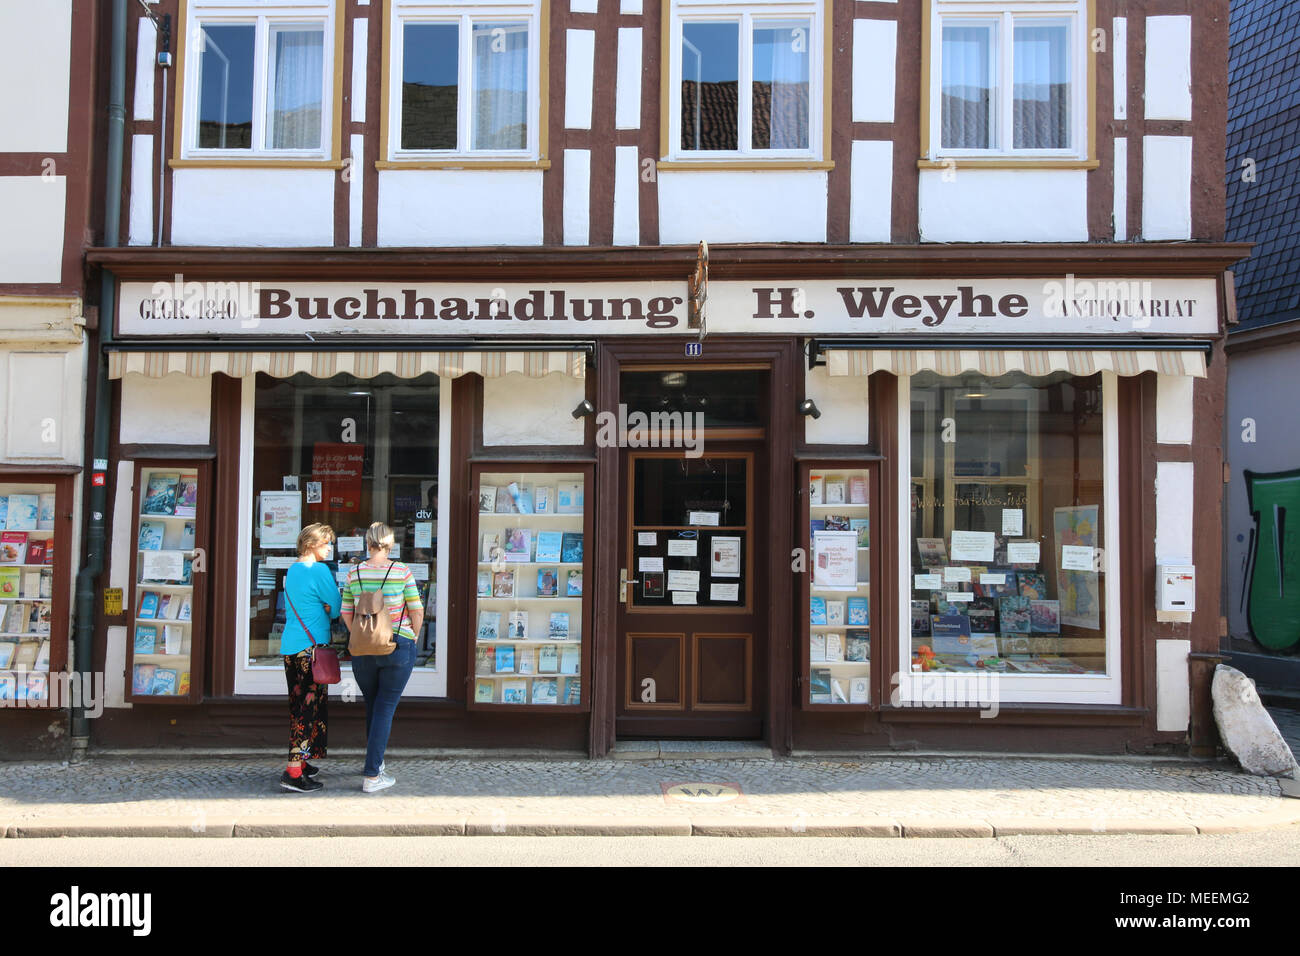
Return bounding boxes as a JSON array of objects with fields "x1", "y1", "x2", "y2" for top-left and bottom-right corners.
[{"x1": 341, "y1": 522, "x2": 424, "y2": 793}]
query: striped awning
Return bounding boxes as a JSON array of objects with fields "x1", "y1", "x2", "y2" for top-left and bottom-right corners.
[
  {"x1": 108, "y1": 349, "x2": 586, "y2": 380},
  {"x1": 824, "y1": 349, "x2": 1207, "y2": 378}
]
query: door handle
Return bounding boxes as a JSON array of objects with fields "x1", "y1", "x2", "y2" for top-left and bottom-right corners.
[{"x1": 619, "y1": 568, "x2": 639, "y2": 603}]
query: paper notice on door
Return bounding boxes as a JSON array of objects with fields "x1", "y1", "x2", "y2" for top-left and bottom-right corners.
[
  {"x1": 688, "y1": 511, "x2": 720, "y2": 526},
  {"x1": 667, "y1": 539, "x2": 697, "y2": 557},
  {"x1": 1002, "y1": 509, "x2": 1024, "y2": 536},
  {"x1": 980, "y1": 572, "x2": 1007, "y2": 586},
  {"x1": 638, "y1": 556, "x2": 664, "y2": 573},
  {"x1": 637, "y1": 532, "x2": 657, "y2": 546},
  {"x1": 945, "y1": 592, "x2": 974, "y2": 603},
  {"x1": 943, "y1": 566, "x2": 972, "y2": 583},
  {"x1": 666, "y1": 569, "x2": 700, "y2": 591},
  {"x1": 1007, "y1": 541, "x2": 1041, "y2": 564},
  {"x1": 950, "y1": 530, "x2": 995, "y2": 563},
  {"x1": 336, "y1": 536, "x2": 364, "y2": 553},
  {"x1": 710, "y1": 537, "x2": 742, "y2": 577},
  {"x1": 671, "y1": 590, "x2": 698, "y2": 605},
  {"x1": 409, "y1": 563, "x2": 430, "y2": 581},
  {"x1": 1061, "y1": 545, "x2": 1095, "y2": 571},
  {"x1": 414, "y1": 522, "x2": 434, "y2": 548},
  {"x1": 914, "y1": 573, "x2": 943, "y2": 590},
  {"x1": 143, "y1": 550, "x2": 185, "y2": 580},
  {"x1": 263, "y1": 555, "x2": 297, "y2": 569},
  {"x1": 710, "y1": 582, "x2": 739, "y2": 601}
]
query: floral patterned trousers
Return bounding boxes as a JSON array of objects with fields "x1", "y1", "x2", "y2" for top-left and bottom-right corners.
[{"x1": 284, "y1": 650, "x2": 328, "y2": 761}]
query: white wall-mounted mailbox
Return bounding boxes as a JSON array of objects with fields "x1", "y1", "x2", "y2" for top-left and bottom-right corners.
[{"x1": 1157, "y1": 565, "x2": 1196, "y2": 613}]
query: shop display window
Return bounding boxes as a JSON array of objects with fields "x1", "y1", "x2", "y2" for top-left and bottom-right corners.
[
  {"x1": 909, "y1": 372, "x2": 1107, "y2": 677},
  {"x1": 470, "y1": 466, "x2": 591, "y2": 709},
  {"x1": 127, "y1": 463, "x2": 209, "y2": 702},
  {"x1": 0, "y1": 482, "x2": 62, "y2": 705},
  {"x1": 801, "y1": 464, "x2": 873, "y2": 706},
  {"x1": 247, "y1": 374, "x2": 440, "y2": 671}
]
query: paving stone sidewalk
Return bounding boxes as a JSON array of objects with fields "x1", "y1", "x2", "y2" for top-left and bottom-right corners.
[{"x1": 2, "y1": 750, "x2": 1299, "y2": 838}]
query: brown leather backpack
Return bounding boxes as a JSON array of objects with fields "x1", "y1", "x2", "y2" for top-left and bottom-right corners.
[{"x1": 347, "y1": 563, "x2": 403, "y2": 657}]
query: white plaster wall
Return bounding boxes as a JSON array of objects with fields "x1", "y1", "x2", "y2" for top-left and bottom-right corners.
[
  {"x1": 128, "y1": 134, "x2": 154, "y2": 246},
  {"x1": 564, "y1": 150, "x2": 591, "y2": 245},
  {"x1": 918, "y1": 169, "x2": 1087, "y2": 242},
  {"x1": 1155, "y1": 461, "x2": 1194, "y2": 623},
  {"x1": 349, "y1": 133, "x2": 364, "y2": 246},
  {"x1": 1143, "y1": 135, "x2": 1192, "y2": 240},
  {"x1": 171, "y1": 169, "x2": 334, "y2": 246},
  {"x1": 571, "y1": 0, "x2": 598, "y2": 12},
  {"x1": 615, "y1": 28, "x2": 643, "y2": 129},
  {"x1": 620, "y1": 0, "x2": 641, "y2": 12},
  {"x1": 0, "y1": 177, "x2": 67, "y2": 283},
  {"x1": 613, "y1": 145, "x2": 640, "y2": 245},
  {"x1": 658, "y1": 170, "x2": 827, "y2": 243},
  {"x1": 482, "y1": 374, "x2": 585, "y2": 446},
  {"x1": 1112, "y1": 17, "x2": 1127, "y2": 120},
  {"x1": 565, "y1": 29, "x2": 595, "y2": 129},
  {"x1": 852, "y1": 20, "x2": 896, "y2": 123},
  {"x1": 850, "y1": 140, "x2": 892, "y2": 242},
  {"x1": 351, "y1": 18, "x2": 368, "y2": 123},
  {"x1": 1155, "y1": 638, "x2": 1191, "y2": 732},
  {"x1": 1113, "y1": 137, "x2": 1127, "y2": 241},
  {"x1": 1144, "y1": 16, "x2": 1192, "y2": 121},
  {"x1": 804, "y1": 365, "x2": 869, "y2": 445},
  {"x1": 133, "y1": 18, "x2": 156, "y2": 122},
  {"x1": 120, "y1": 374, "x2": 212, "y2": 445},
  {"x1": 1156, "y1": 374, "x2": 1193, "y2": 444},
  {"x1": 105, "y1": 459, "x2": 136, "y2": 708},
  {"x1": 0, "y1": 349, "x2": 84, "y2": 463},
  {"x1": 0, "y1": 0, "x2": 71, "y2": 152},
  {"x1": 377, "y1": 169, "x2": 544, "y2": 245}
]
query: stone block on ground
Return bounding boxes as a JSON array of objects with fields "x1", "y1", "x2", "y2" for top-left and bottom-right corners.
[{"x1": 1212, "y1": 664, "x2": 1299, "y2": 777}]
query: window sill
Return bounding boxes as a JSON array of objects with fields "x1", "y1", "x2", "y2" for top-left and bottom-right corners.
[
  {"x1": 376, "y1": 159, "x2": 552, "y2": 171},
  {"x1": 169, "y1": 158, "x2": 344, "y2": 169},
  {"x1": 917, "y1": 158, "x2": 1100, "y2": 170},
  {"x1": 657, "y1": 159, "x2": 835, "y2": 171}
]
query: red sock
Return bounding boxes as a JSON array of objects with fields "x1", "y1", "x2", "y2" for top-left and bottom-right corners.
[{"x1": 287, "y1": 764, "x2": 303, "y2": 778}]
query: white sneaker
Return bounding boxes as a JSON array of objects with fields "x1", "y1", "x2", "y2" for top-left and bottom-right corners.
[{"x1": 362, "y1": 770, "x2": 395, "y2": 793}]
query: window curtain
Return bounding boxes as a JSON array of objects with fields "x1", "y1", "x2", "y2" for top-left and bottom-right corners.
[
  {"x1": 268, "y1": 28, "x2": 324, "y2": 149},
  {"x1": 1013, "y1": 25, "x2": 1069, "y2": 149},
  {"x1": 754, "y1": 23, "x2": 810, "y2": 150},
  {"x1": 941, "y1": 24, "x2": 992, "y2": 149},
  {"x1": 472, "y1": 22, "x2": 529, "y2": 150}
]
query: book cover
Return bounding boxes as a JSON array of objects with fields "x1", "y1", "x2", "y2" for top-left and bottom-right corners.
[
  {"x1": 501, "y1": 678, "x2": 527, "y2": 704},
  {"x1": 474, "y1": 679, "x2": 495, "y2": 703},
  {"x1": 808, "y1": 474, "x2": 824, "y2": 505},
  {"x1": 20, "y1": 569, "x2": 40, "y2": 599},
  {"x1": 1018, "y1": 573, "x2": 1049, "y2": 602},
  {"x1": 560, "y1": 532, "x2": 584, "y2": 564},
  {"x1": 506, "y1": 481, "x2": 534, "y2": 515},
  {"x1": 809, "y1": 631, "x2": 826, "y2": 662},
  {"x1": 150, "y1": 668, "x2": 178, "y2": 695},
  {"x1": 493, "y1": 485, "x2": 516, "y2": 513},
  {"x1": 534, "y1": 531, "x2": 564, "y2": 563},
  {"x1": 823, "y1": 514, "x2": 850, "y2": 531},
  {"x1": 41, "y1": 541, "x2": 53, "y2": 565},
  {"x1": 559, "y1": 644, "x2": 580, "y2": 675},
  {"x1": 809, "y1": 596, "x2": 827, "y2": 626},
  {"x1": 967, "y1": 598, "x2": 998, "y2": 635},
  {"x1": 134, "y1": 625, "x2": 157, "y2": 654},
  {"x1": 476, "y1": 570, "x2": 492, "y2": 597},
  {"x1": 538, "y1": 644, "x2": 560, "y2": 673},
  {"x1": 0, "y1": 567, "x2": 19, "y2": 598},
  {"x1": 22, "y1": 672, "x2": 46, "y2": 701},
  {"x1": 507, "y1": 610, "x2": 529, "y2": 640},
  {"x1": 809, "y1": 668, "x2": 832, "y2": 703},
  {"x1": 533, "y1": 486, "x2": 553, "y2": 514},
  {"x1": 851, "y1": 518, "x2": 870, "y2": 548},
  {"x1": 477, "y1": 611, "x2": 502, "y2": 642},
  {"x1": 847, "y1": 596, "x2": 869, "y2": 626},
  {"x1": 1029, "y1": 599, "x2": 1061, "y2": 634},
  {"x1": 5, "y1": 495, "x2": 37, "y2": 531},
  {"x1": 0, "y1": 673, "x2": 12, "y2": 701},
  {"x1": 0, "y1": 641, "x2": 15, "y2": 667},
  {"x1": 178, "y1": 672, "x2": 191, "y2": 695},
  {"x1": 556, "y1": 481, "x2": 584, "y2": 514},
  {"x1": 180, "y1": 522, "x2": 197, "y2": 550},
  {"x1": 475, "y1": 645, "x2": 496, "y2": 675},
  {"x1": 824, "y1": 477, "x2": 847, "y2": 504},
  {"x1": 494, "y1": 644, "x2": 516, "y2": 672},
  {"x1": 141, "y1": 474, "x2": 180, "y2": 515},
  {"x1": 536, "y1": 567, "x2": 559, "y2": 597},
  {"x1": 132, "y1": 663, "x2": 157, "y2": 695},
  {"x1": 849, "y1": 676, "x2": 870, "y2": 703},
  {"x1": 37, "y1": 493, "x2": 56, "y2": 531},
  {"x1": 845, "y1": 629, "x2": 870, "y2": 662},
  {"x1": 163, "y1": 625, "x2": 183, "y2": 655},
  {"x1": 831, "y1": 679, "x2": 849, "y2": 703},
  {"x1": 563, "y1": 677, "x2": 581, "y2": 705},
  {"x1": 930, "y1": 614, "x2": 974, "y2": 657},
  {"x1": 503, "y1": 527, "x2": 533, "y2": 562},
  {"x1": 491, "y1": 570, "x2": 515, "y2": 598},
  {"x1": 173, "y1": 475, "x2": 199, "y2": 518},
  {"x1": 6, "y1": 601, "x2": 27, "y2": 634},
  {"x1": 481, "y1": 531, "x2": 503, "y2": 561},
  {"x1": 139, "y1": 591, "x2": 160, "y2": 619},
  {"x1": 999, "y1": 597, "x2": 1032, "y2": 633},
  {"x1": 39, "y1": 568, "x2": 52, "y2": 599},
  {"x1": 849, "y1": 475, "x2": 869, "y2": 505},
  {"x1": 177, "y1": 595, "x2": 192, "y2": 622},
  {"x1": 12, "y1": 640, "x2": 38, "y2": 668},
  {"x1": 809, "y1": 519, "x2": 825, "y2": 533},
  {"x1": 825, "y1": 632, "x2": 845, "y2": 662},
  {"x1": 478, "y1": 485, "x2": 498, "y2": 513},
  {"x1": 826, "y1": 600, "x2": 845, "y2": 626},
  {"x1": 0, "y1": 531, "x2": 26, "y2": 565},
  {"x1": 916, "y1": 537, "x2": 948, "y2": 564},
  {"x1": 515, "y1": 646, "x2": 535, "y2": 675},
  {"x1": 565, "y1": 569, "x2": 583, "y2": 596},
  {"x1": 157, "y1": 594, "x2": 174, "y2": 619},
  {"x1": 974, "y1": 569, "x2": 1018, "y2": 599},
  {"x1": 532, "y1": 677, "x2": 559, "y2": 704},
  {"x1": 548, "y1": 612, "x2": 570, "y2": 640},
  {"x1": 26, "y1": 539, "x2": 46, "y2": 565},
  {"x1": 137, "y1": 521, "x2": 165, "y2": 551}
]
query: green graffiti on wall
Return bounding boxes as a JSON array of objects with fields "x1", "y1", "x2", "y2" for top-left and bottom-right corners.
[{"x1": 1244, "y1": 468, "x2": 1300, "y2": 651}]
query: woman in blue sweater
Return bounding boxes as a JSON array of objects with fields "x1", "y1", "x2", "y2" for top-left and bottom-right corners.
[{"x1": 279, "y1": 523, "x2": 342, "y2": 793}]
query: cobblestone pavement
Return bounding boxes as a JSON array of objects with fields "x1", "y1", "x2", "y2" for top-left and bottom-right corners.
[{"x1": 1, "y1": 748, "x2": 1298, "y2": 837}]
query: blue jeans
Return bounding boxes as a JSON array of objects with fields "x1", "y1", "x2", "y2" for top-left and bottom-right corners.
[{"x1": 349, "y1": 638, "x2": 416, "y2": 777}]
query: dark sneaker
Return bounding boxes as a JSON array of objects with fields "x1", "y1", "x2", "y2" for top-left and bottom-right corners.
[
  {"x1": 303, "y1": 761, "x2": 321, "y2": 780},
  {"x1": 280, "y1": 770, "x2": 323, "y2": 793}
]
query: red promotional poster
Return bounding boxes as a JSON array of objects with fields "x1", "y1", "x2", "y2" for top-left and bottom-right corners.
[{"x1": 310, "y1": 443, "x2": 365, "y2": 512}]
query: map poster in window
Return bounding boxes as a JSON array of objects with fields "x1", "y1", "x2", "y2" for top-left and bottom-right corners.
[{"x1": 1054, "y1": 505, "x2": 1100, "y2": 630}]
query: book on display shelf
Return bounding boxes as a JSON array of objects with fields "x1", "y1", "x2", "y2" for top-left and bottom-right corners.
[
  {"x1": 478, "y1": 486, "x2": 498, "y2": 513},
  {"x1": 1017, "y1": 573, "x2": 1049, "y2": 602},
  {"x1": 0, "y1": 567, "x2": 18, "y2": 598},
  {"x1": 563, "y1": 677, "x2": 581, "y2": 705},
  {"x1": 39, "y1": 569, "x2": 52, "y2": 599},
  {"x1": 138, "y1": 591, "x2": 160, "y2": 619},
  {"x1": 507, "y1": 610, "x2": 529, "y2": 640},
  {"x1": 565, "y1": 569, "x2": 583, "y2": 596},
  {"x1": 503, "y1": 528, "x2": 532, "y2": 562},
  {"x1": 150, "y1": 668, "x2": 178, "y2": 695},
  {"x1": 851, "y1": 519, "x2": 869, "y2": 548},
  {"x1": 536, "y1": 567, "x2": 559, "y2": 597},
  {"x1": 177, "y1": 595, "x2": 192, "y2": 622},
  {"x1": 532, "y1": 677, "x2": 558, "y2": 704},
  {"x1": 22, "y1": 672, "x2": 47, "y2": 701},
  {"x1": 831, "y1": 679, "x2": 849, "y2": 703},
  {"x1": 0, "y1": 532, "x2": 26, "y2": 564},
  {"x1": 173, "y1": 475, "x2": 199, "y2": 518},
  {"x1": 26, "y1": 539, "x2": 46, "y2": 565},
  {"x1": 560, "y1": 532, "x2": 583, "y2": 564},
  {"x1": 180, "y1": 522, "x2": 197, "y2": 550},
  {"x1": 132, "y1": 663, "x2": 157, "y2": 695},
  {"x1": 501, "y1": 679, "x2": 527, "y2": 704},
  {"x1": 477, "y1": 611, "x2": 501, "y2": 642},
  {"x1": 825, "y1": 632, "x2": 844, "y2": 662},
  {"x1": 548, "y1": 612, "x2": 570, "y2": 640},
  {"x1": 826, "y1": 600, "x2": 845, "y2": 626},
  {"x1": 809, "y1": 631, "x2": 826, "y2": 662},
  {"x1": 538, "y1": 644, "x2": 559, "y2": 673},
  {"x1": 1029, "y1": 599, "x2": 1061, "y2": 634},
  {"x1": 534, "y1": 531, "x2": 564, "y2": 563},
  {"x1": 475, "y1": 679, "x2": 495, "y2": 703},
  {"x1": 6, "y1": 495, "x2": 38, "y2": 531},
  {"x1": 493, "y1": 487, "x2": 517, "y2": 513},
  {"x1": 824, "y1": 476, "x2": 846, "y2": 504},
  {"x1": 492, "y1": 570, "x2": 515, "y2": 598},
  {"x1": 809, "y1": 668, "x2": 832, "y2": 703},
  {"x1": 533, "y1": 486, "x2": 553, "y2": 514},
  {"x1": 808, "y1": 475, "x2": 824, "y2": 505},
  {"x1": 555, "y1": 482, "x2": 583, "y2": 514},
  {"x1": 475, "y1": 645, "x2": 496, "y2": 674},
  {"x1": 477, "y1": 571, "x2": 492, "y2": 596},
  {"x1": 141, "y1": 475, "x2": 179, "y2": 516},
  {"x1": 559, "y1": 644, "x2": 580, "y2": 675},
  {"x1": 849, "y1": 676, "x2": 869, "y2": 704},
  {"x1": 849, "y1": 476, "x2": 868, "y2": 505},
  {"x1": 0, "y1": 641, "x2": 14, "y2": 668},
  {"x1": 38, "y1": 494, "x2": 56, "y2": 530},
  {"x1": 20, "y1": 569, "x2": 41, "y2": 599},
  {"x1": 134, "y1": 625, "x2": 157, "y2": 654},
  {"x1": 494, "y1": 644, "x2": 516, "y2": 673},
  {"x1": 484, "y1": 531, "x2": 506, "y2": 563},
  {"x1": 847, "y1": 596, "x2": 869, "y2": 625},
  {"x1": 999, "y1": 597, "x2": 1031, "y2": 634},
  {"x1": 845, "y1": 630, "x2": 870, "y2": 662},
  {"x1": 507, "y1": 482, "x2": 534, "y2": 515},
  {"x1": 163, "y1": 625, "x2": 183, "y2": 655},
  {"x1": 4, "y1": 601, "x2": 27, "y2": 634},
  {"x1": 515, "y1": 646, "x2": 535, "y2": 675},
  {"x1": 809, "y1": 596, "x2": 827, "y2": 626}
]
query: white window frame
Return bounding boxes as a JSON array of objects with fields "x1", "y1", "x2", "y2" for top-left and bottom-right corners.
[
  {"x1": 388, "y1": 0, "x2": 543, "y2": 162},
  {"x1": 927, "y1": 0, "x2": 1088, "y2": 161},
  {"x1": 180, "y1": 0, "x2": 337, "y2": 161},
  {"x1": 667, "y1": 0, "x2": 825, "y2": 162},
  {"x1": 895, "y1": 370, "x2": 1122, "y2": 706}
]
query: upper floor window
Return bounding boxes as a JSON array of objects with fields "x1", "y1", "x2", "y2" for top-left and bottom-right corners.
[
  {"x1": 667, "y1": 0, "x2": 825, "y2": 163},
  {"x1": 927, "y1": 0, "x2": 1089, "y2": 162},
  {"x1": 387, "y1": 0, "x2": 542, "y2": 161},
  {"x1": 180, "y1": 1, "x2": 338, "y2": 161}
]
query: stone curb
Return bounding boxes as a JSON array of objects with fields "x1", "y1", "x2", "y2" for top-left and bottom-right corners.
[
  {"x1": 231, "y1": 815, "x2": 466, "y2": 837},
  {"x1": 463, "y1": 815, "x2": 692, "y2": 836},
  {"x1": 689, "y1": 818, "x2": 902, "y2": 837},
  {"x1": 8, "y1": 816, "x2": 238, "y2": 838}
]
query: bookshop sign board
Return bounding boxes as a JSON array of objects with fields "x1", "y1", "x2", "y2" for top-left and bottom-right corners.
[{"x1": 117, "y1": 278, "x2": 1218, "y2": 338}]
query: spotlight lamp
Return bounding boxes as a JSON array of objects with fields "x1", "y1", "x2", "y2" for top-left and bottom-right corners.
[
  {"x1": 571, "y1": 399, "x2": 596, "y2": 420},
  {"x1": 798, "y1": 399, "x2": 821, "y2": 420}
]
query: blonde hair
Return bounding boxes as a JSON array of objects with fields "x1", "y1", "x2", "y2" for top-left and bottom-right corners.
[
  {"x1": 297, "y1": 523, "x2": 335, "y2": 557},
  {"x1": 365, "y1": 522, "x2": 396, "y2": 553}
]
